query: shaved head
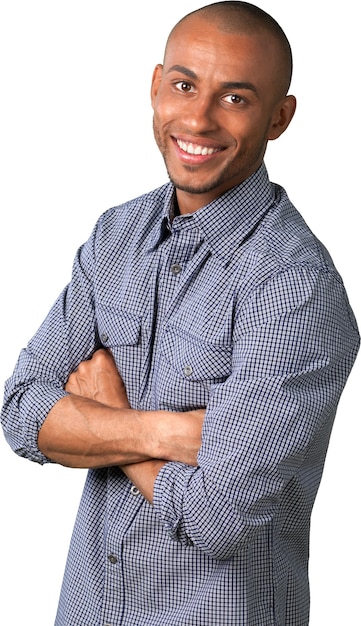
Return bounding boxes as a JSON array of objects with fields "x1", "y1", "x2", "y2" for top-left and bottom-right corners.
[{"x1": 165, "y1": 1, "x2": 293, "y2": 96}]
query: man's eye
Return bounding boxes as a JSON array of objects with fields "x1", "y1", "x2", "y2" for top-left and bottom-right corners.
[
  {"x1": 175, "y1": 81, "x2": 193, "y2": 92},
  {"x1": 224, "y1": 94, "x2": 246, "y2": 105}
]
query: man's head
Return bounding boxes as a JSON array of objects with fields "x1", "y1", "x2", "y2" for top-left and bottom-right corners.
[{"x1": 151, "y1": 1, "x2": 296, "y2": 213}]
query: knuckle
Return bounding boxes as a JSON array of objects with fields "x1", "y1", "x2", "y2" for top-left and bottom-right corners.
[
  {"x1": 93, "y1": 349, "x2": 107, "y2": 363},
  {"x1": 77, "y1": 361, "x2": 87, "y2": 373}
]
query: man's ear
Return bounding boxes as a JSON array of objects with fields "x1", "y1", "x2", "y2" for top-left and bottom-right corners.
[
  {"x1": 151, "y1": 64, "x2": 163, "y2": 108},
  {"x1": 268, "y1": 95, "x2": 297, "y2": 140}
]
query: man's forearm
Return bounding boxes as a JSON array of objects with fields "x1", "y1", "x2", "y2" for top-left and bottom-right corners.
[
  {"x1": 37, "y1": 349, "x2": 204, "y2": 470},
  {"x1": 38, "y1": 393, "x2": 203, "y2": 469},
  {"x1": 38, "y1": 394, "x2": 155, "y2": 468}
]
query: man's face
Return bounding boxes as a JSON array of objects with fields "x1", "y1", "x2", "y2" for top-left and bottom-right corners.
[{"x1": 151, "y1": 16, "x2": 295, "y2": 213}]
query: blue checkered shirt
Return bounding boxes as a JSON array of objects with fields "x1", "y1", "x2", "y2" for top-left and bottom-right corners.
[{"x1": 2, "y1": 164, "x2": 359, "y2": 625}]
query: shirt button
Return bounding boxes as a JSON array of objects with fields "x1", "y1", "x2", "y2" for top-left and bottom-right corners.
[
  {"x1": 170, "y1": 262, "x2": 182, "y2": 275},
  {"x1": 130, "y1": 485, "x2": 140, "y2": 496},
  {"x1": 100, "y1": 332, "x2": 109, "y2": 344},
  {"x1": 108, "y1": 554, "x2": 118, "y2": 564},
  {"x1": 184, "y1": 365, "x2": 193, "y2": 376}
]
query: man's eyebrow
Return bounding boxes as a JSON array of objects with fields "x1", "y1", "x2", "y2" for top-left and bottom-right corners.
[
  {"x1": 167, "y1": 65, "x2": 198, "y2": 80},
  {"x1": 221, "y1": 81, "x2": 259, "y2": 97},
  {"x1": 166, "y1": 65, "x2": 259, "y2": 97}
]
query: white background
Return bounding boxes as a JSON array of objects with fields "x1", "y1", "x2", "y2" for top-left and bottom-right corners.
[{"x1": 0, "y1": 1, "x2": 359, "y2": 624}]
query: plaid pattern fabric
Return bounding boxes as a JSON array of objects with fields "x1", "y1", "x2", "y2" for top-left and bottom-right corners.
[{"x1": 2, "y1": 164, "x2": 359, "y2": 625}]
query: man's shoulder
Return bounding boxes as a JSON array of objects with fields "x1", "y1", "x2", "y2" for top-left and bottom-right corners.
[
  {"x1": 230, "y1": 185, "x2": 343, "y2": 317},
  {"x1": 260, "y1": 185, "x2": 335, "y2": 274}
]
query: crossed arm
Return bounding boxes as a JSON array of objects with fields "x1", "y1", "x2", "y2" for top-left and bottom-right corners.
[{"x1": 38, "y1": 349, "x2": 205, "y2": 503}]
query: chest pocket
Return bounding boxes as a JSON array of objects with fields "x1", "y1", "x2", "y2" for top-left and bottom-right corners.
[
  {"x1": 96, "y1": 304, "x2": 141, "y2": 347},
  {"x1": 160, "y1": 325, "x2": 232, "y2": 384}
]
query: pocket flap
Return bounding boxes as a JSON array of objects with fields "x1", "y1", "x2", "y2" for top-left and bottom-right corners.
[
  {"x1": 96, "y1": 304, "x2": 141, "y2": 347},
  {"x1": 161, "y1": 326, "x2": 232, "y2": 382}
]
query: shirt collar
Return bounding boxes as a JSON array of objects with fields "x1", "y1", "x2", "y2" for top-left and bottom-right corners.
[{"x1": 147, "y1": 163, "x2": 275, "y2": 263}]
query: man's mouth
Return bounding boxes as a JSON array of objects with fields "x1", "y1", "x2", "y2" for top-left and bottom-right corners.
[{"x1": 176, "y1": 139, "x2": 222, "y2": 156}]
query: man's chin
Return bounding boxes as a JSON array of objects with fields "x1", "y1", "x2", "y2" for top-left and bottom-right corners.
[{"x1": 168, "y1": 172, "x2": 224, "y2": 196}]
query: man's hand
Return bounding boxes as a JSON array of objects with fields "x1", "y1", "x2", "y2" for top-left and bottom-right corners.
[{"x1": 65, "y1": 349, "x2": 130, "y2": 409}]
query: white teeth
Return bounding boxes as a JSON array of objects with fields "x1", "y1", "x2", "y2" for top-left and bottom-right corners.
[{"x1": 177, "y1": 139, "x2": 219, "y2": 156}]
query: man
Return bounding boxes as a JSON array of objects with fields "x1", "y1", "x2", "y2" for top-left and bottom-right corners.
[{"x1": 1, "y1": 2, "x2": 359, "y2": 625}]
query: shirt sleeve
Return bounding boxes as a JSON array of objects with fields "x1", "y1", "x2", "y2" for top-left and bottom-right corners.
[
  {"x1": 153, "y1": 266, "x2": 360, "y2": 559},
  {"x1": 1, "y1": 223, "x2": 100, "y2": 465}
]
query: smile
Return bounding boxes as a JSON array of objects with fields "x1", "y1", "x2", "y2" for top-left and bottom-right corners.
[{"x1": 176, "y1": 139, "x2": 222, "y2": 156}]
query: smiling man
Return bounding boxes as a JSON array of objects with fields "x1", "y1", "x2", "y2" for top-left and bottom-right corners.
[{"x1": 1, "y1": 2, "x2": 359, "y2": 626}]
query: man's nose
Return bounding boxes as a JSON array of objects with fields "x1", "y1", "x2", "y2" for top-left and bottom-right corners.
[{"x1": 182, "y1": 95, "x2": 219, "y2": 133}]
